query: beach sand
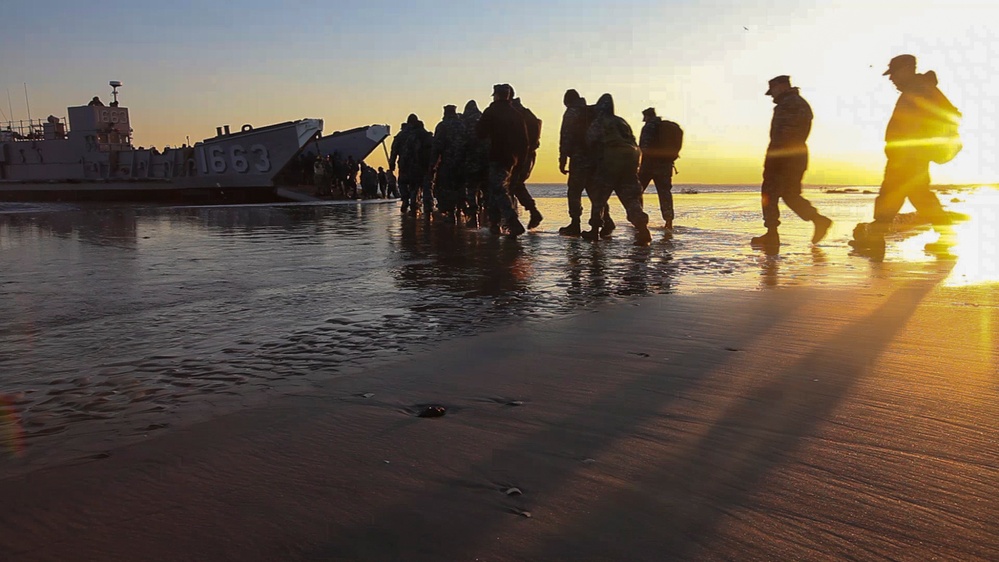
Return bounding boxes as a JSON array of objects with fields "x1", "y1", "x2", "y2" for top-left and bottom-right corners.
[{"x1": 2, "y1": 254, "x2": 997, "y2": 560}]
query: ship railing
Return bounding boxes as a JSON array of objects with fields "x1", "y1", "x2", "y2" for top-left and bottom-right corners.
[{"x1": 1, "y1": 117, "x2": 68, "y2": 141}]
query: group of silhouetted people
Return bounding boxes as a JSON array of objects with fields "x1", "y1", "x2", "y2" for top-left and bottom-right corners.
[
  {"x1": 298, "y1": 151, "x2": 397, "y2": 200},
  {"x1": 388, "y1": 84, "x2": 546, "y2": 234},
  {"x1": 384, "y1": 53, "x2": 962, "y2": 256}
]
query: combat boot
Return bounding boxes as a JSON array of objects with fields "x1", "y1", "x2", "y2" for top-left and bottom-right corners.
[
  {"x1": 634, "y1": 225, "x2": 653, "y2": 246},
  {"x1": 848, "y1": 222, "x2": 885, "y2": 261},
  {"x1": 811, "y1": 215, "x2": 832, "y2": 244},
  {"x1": 527, "y1": 208, "x2": 544, "y2": 230},
  {"x1": 507, "y1": 218, "x2": 526, "y2": 238},
  {"x1": 599, "y1": 216, "x2": 616, "y2": 238},
  {"x1": 580, "y1": 228, "x2": 601, "y2": 241},
  {"x1": 750, "y1": 229, "x2": 780, "y2": 247},
  {"x1": 558, "y1": 220, "x2": 581, "y2": 237}
]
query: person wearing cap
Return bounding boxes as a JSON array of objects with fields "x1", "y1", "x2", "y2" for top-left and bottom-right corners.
[
  {"x1": 751, "y1": 75, "x2": 832, "y2": 248},
  {"x1": 430, "y1": 104, "x2": 466, "y2": 223},
  {"x1": 88, "y1": 96, "x2": 104, "y2": 107},
  {"x1": 582, "y1": 93, "x2": 653, "y2": 246},
  {"x1": 638, "y1": 107, "x2": 680, "y2": 231},
  {"x1": 850, "y1": 54, "x2": 962, "y2": 259},
  {"x1": 476, "y1": 83, "x2": 530, "y2": 237},
  {"x1": 557, "y1": 88, "x2": 614, "y2": 237}
]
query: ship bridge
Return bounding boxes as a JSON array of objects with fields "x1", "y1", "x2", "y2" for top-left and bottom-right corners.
[{"x1": 66, "y1": 104, "x2": 133, "y2": 151}]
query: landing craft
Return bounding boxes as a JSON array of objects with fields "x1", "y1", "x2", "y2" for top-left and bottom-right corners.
[{"x1": 0, "y1": 82, "x2": 388, "y2": 204}]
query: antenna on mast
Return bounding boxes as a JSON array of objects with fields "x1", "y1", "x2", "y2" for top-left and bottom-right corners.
[{"x1": 109, "y1": 80, "x2": 122, "y2": 106}]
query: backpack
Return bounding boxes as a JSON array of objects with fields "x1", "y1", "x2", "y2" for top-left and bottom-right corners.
[
  {"x1": 919, "y1": 83, "x2": 962, "y2": 165},
  {"x1": 656, "y1": 120, "x2": 683, "y2": 161},
  {"x1": 930, "y1": 111, "x2": 962, "y2": 165}
]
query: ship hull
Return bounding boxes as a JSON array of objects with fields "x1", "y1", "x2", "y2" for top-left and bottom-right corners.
[
  {"x1": 0, "y1": 181, "x2": 282, "y2": 204},
  {"x1": 0, "y1": 117, "x2": 324, "y2": 203}
]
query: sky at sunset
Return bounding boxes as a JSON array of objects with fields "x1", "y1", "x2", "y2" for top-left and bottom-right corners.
[{"x1": 3, "y1": 0, "x2": 997, "y2": 185}]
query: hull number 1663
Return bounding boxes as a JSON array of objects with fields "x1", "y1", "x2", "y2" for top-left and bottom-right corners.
[{"x1": 198, "y1": 144, "x2": 271, "y2": 174}]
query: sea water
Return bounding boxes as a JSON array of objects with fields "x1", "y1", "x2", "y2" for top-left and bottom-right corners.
[{"x1": 1, "y1": 184, "x2": 994, "y2": 473}]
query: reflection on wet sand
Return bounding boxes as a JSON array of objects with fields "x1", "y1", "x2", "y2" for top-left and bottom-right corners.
[
  {"x1": 1, "y1": 203, "x2": 687, "y2": 473},
  {"x1": 1, "y1": 187, "x2": 996, "y2": 474}
]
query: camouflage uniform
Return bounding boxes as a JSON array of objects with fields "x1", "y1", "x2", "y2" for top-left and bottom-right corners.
[
  {"x1": 476, "y1": 87, "x2": 529, "y2": 236},
  {"x1": 761, "y1": 87, "x2": 819, "y2": 229},
  {"x1": 313, "y1": 156, "x2": 331, "y2": 195},
  {"x1": 459, "y1": 100, "x2": 488, "y2": 222},
  {"x1": 583, "y1": 94, "x2": 650, "y2": 244},
  {"x1": 398, "y1": 119, "x2": 434, "y2": 213},
  {"x1": 388, "y1": 122, "x2": 412, "y2": 208},
  {"x1": 559, "y1": 94, "x2": 612, "y2": 230},
  {"x1": 430, "y1": 106, "x2": 467, "y2": 216},
  {"x1": 389, "y1": 114, "x2": 434, "y2": 213},
  {"x1": 638, "y1": 115, "x2": 675, "y2": 222}
]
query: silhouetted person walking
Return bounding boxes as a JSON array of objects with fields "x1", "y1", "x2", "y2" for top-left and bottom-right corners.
[
  {"x1": 751, "y1": 75, "x2": 831, "y2": 248},
  {"x1": 638, "y1": 107, "x2": 683, "y2": 230},
  {"x1": 377, "y1": 167, "x2": 388, "y2": 198},
  {"x1": 476, "y1": 83, "x2": 529, "y2": 237},
  {"x1": 510, "y1": 90, "x2": 544, "y2": 230},
  {"x1": 850, "y1": 54, "x2": 963, "y2": 259},
  {"x1": 459, "y1": 100, "x2": 489, "y2": 227},
  {"x1": 389, "y1": 116, "x2": 415, "y2": 211},
  {"x1": 582, "y1": 93, "x2": 652, "y2": 246},
  {"x1": 430, "y1": 104, "x2": 466, "y2": 223},
  {"x1": 558, "y1": 89, "x2": 613, "y2": 237}
]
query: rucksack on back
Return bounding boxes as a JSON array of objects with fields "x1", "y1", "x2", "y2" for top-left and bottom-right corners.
[
  {"x1": 930, "y1": 109, "x2": 962, "y2": 165},
  {"x1": 656, "y1": 120, "x2": 683, "y2": 161}
]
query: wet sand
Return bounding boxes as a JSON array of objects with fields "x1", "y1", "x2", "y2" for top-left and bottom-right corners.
[
  {"x1": 2, "y1": 257, "x2": 997, "y2": 561},
  {"x1": 1, "y1": 187, "x2": 997, "y2": 560}
]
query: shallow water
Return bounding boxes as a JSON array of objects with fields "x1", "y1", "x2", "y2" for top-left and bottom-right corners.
[{"x1": 1, "y1": 186, "x2": 996, "y2": 473}]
